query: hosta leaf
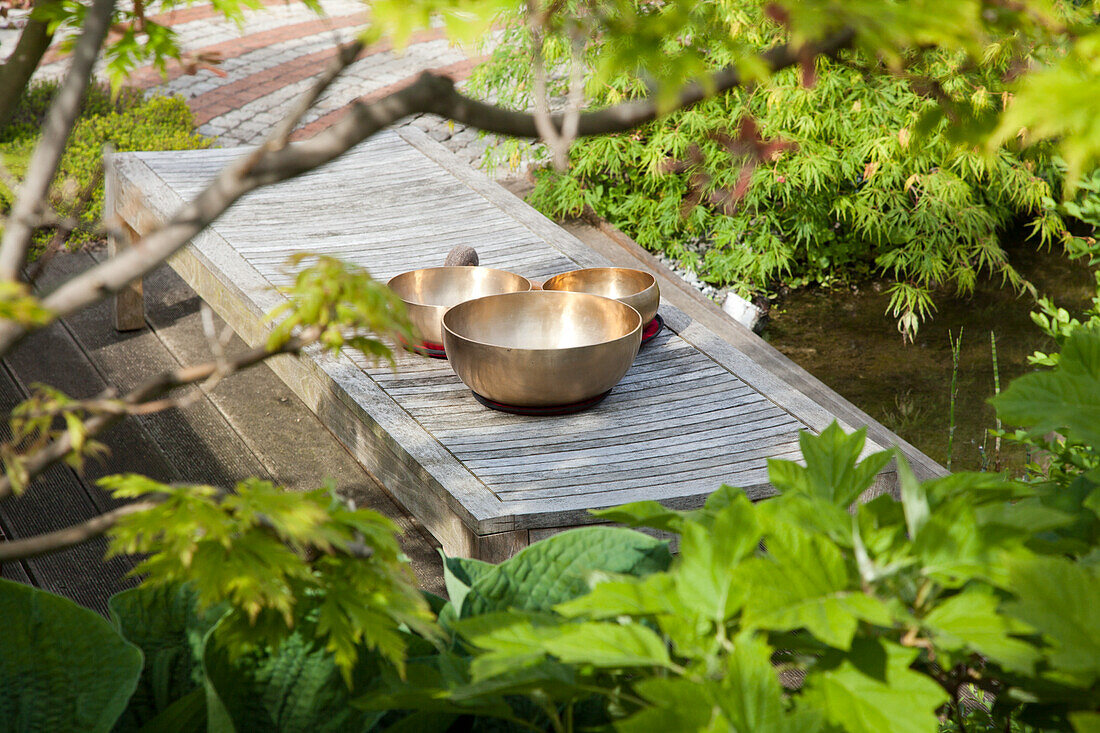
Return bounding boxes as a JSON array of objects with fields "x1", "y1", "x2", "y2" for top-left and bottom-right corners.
[
  {"x1": 459, "y1": 527, "x2": 671, "y2": 617},
  {"x1": 0, "y1": 578, "x2": 143, "y2": 733},
  {"x1": 440, "y1": 553, "x2": 493, "y2": 617},
  {"x1": 108, "y1": 582, "x2": 226, "y2": 731},
  {"x1": 923, "y1": 588, "x2": 1041, "y2": 674},
  {"x1": 1003, "y1": 556, "x2": 1100, "y2": 684},
  {"x1": 803, "y1": 639, "x2": 949, "y2": 733}
]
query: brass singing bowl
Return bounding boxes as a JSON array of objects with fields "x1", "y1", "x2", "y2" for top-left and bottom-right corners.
[
  {"x1": 541, "y1": 267, "x2": 660, "y2": 325},
  {"x1": 443, "y1": 291, "x2": 643, "y2": 407},
  {"x1": 387, "y1": 266, "x2": 532, "y2": 345}
]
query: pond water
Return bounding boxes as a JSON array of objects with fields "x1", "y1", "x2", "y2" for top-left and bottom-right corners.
[{"x1": 763, "y1": 240, "x2": 1096, "y2": 473}]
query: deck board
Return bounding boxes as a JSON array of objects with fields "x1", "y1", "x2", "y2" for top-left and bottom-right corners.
[{"x1": 111, "y1": 128, "x2": 897, "y2": 558}]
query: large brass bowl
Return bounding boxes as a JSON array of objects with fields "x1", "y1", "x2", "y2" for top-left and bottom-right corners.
[
  {"x1": 542, "y1": 267, "x2": 660, "y2": 325},
  {"x1": 443, "y1": 291, "x2": 642, "y2": 406},
  {"x1": 387, "y1": 266, "x2": 532, "y2": 345}
]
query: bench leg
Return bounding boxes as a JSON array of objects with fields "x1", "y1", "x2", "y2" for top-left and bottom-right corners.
[
  {"x1": 104, "y1": 155, "x2": 145, "y2": 331},
  {"x1": 475, "y1": 529, "x2": 529, "y2": 563}
]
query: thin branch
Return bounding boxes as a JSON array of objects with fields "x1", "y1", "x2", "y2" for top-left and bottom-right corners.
[
  {"x1": 0, "y1": 27, "x2": 855, "y2": 358},
  {"x1": 0, "y1": 487, "x2": 377, "y2": 562},
  {"x1": 0, "y1": 500, "x2": 158, "y2": 561},
  {"x1": 265, "y1": 39, "x2": 364, "y2": 149},
  {"x1": 527, "y1": 1, "x2": 565, "y2": 167},
  {"x1": 0, "y1": 0, "x2": 117, "y2": 282},
  {"x1": 0, "y1": 329, "x2": 318, "y2": 500},
  {"x1": 27, "y1": 159, "x2": 106, "y2": 283},
  {"x1": 560, "y1": 30, "x2": 586, "y2": 146}
]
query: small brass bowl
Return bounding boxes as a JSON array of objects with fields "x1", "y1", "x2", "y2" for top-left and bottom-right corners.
[
  {"x1": 387, "y1": 266, "x2": 532, "y2": 346},
  {"x1": 443, "y1": 291, "x2": 642, "y2": 407},
  {"x1": 542, "y1": 267, "x2": 660, "y2": 325}
]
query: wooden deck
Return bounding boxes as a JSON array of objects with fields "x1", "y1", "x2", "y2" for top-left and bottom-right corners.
[
  {"x1": 108, "y1": 128, "x2": 920, "y2": 561},
  {"x1": 0, "y1": 250, "x2": 446, "y2": 612}
]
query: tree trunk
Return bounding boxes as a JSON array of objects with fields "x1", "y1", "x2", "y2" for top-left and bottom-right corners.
[{"x1": 0, "y1": 0, "x2": 60, "y2": 131}]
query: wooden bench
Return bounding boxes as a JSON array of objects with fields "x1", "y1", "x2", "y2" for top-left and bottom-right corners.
[{"x1": 107, "y1": 128, "x2": 923, "y2": 561}]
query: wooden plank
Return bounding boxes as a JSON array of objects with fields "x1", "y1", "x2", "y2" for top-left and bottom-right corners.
[
  {"x1": 475, "y1": 529, "x2": 529, "y2": 563},
  {"x1": 564, "y1": 219, "x2": 947, "y2": 483},
  {"x1": 105, "y1": 156, "x2": 145, "y2": 331},
  {"x1": 33, "y1": 252, "x2": 272, "y2": 489},
  {"x1": 0, "y1": 361, "x2": 136, "y2": 615}
]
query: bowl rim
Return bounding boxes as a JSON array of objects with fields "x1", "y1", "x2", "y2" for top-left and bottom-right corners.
[
  {"x1": 386, "y1": 266, "x2": 533, "y2": 307},
  {"x1": 541, "y1": 266, "x2": 657, "y2": 296},
  {"x1": 442, "y1": 290, "x2": 642, "y2": 353}
]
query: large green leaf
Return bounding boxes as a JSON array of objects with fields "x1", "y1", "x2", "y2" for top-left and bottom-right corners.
[
  {"x1": 1003, "y1": 556, "x2": 1100, "y2": 684},
  {"x1": 0, "y1": 578, "x2": 143, "y2": 732},
  {"x1": 992, "y1": 329, "x2": 1100, "y2": 451},
  {"x1": 802, "y1": 639, "x2": 949, "y2": 733},
  {"x1": 616, "y1": 678, "x2": 727, "y2": 732},
  {"x1": 459, "y1": 527, "x2": 672, "y2": 617},
  {"x1": 108, "y1": 582, "x2": 226, "y2": 731},
  {"x1": 202, "y1": 619, "x2": 385, "y2": 732},
  {"x1": 458, "y1": 612, "x2": 671, "y2": 673},
  {"x1": 768, "y1": 423, "x2": 894, "y2": 508},
  {"x1": 739, "y1": 524, "x2": 892, "y2": 649},
  {"x1": 718, "y1": 634, "x2": 819, "y2": 733},
  {"x1": 441, "y1": 554, "x2": 494, "y2": 618},
  {"x1": 555, "y1": 572, "x2": 676, "y2": 619},
  {"x1": 922, "y1": 588, "x2": 1041, "y2": 674},
  {"x1": 675, "y1": 491, "x2": 761, "y2": 620}
]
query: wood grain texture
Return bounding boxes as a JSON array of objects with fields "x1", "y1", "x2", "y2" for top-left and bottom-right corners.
[
  {"x1": 111, "y1": 130, "x2": 898, "y2": 554},
  {"x1": 104, "y1": 158, "x2": 145, "y2": 331}
]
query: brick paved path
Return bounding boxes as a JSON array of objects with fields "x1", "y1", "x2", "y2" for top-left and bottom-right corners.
[{"x1": 31, "y1": 0, "x2": 517, "y2": 172}]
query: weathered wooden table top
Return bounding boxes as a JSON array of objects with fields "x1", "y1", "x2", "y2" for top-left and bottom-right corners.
[{"x1": 110, "y1": 128, "x2": 892, "y2": 559}]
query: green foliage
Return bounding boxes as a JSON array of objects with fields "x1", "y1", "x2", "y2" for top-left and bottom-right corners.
[
  {"x1": 101, "y1": 475, "x2": 435, "y2": 681},
  {"x1": 0, "y1": 577, "x2": 143, "y2": 733},
  {"x1": 4, "y1": 326, "x2": 1100, "y2": 729},
  {"x1": 0, "y1": 381, "x2": 109, "y2": 495},
  {"x1": 203, "y1": 616, "x2": 387, "y2": 732},
  {"x1": 444, "y1": 526, "x2": 672, "y2": 618},
  {"x1": 108, "y1": 582, "x2": 225, "y2": 731},
  {"x1": 467, "y1": 0, "x2": 1092, "y2": 335},
  {"x1": 266, "y1": 254, "x2": 416, "y2": 361},
  {"x1": 0, "y1": 81, "x2": 211, "y2": 249}
]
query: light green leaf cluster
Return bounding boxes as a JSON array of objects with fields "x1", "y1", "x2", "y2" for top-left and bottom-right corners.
[
  {"x1": 266, "y1": 254, "x2": 415, "y2": 363},
  {"x1": 100, "y1": 475, "x2": 435, "y2": 681},
  {"x1": 1, "y1": 382, "x2": 110, "y2": 494}
]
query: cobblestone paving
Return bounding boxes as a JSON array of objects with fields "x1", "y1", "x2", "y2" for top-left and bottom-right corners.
[{"x1": 26, "y1": 0, "x2": 532, "y2": 175}]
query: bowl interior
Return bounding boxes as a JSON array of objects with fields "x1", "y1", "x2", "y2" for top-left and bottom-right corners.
[
  {"x1": 388, "y1": 267, "x2": 530, "y2": 308},
  {"x1": 542, "y1": 267, "x2": 655, "y2": 300},
  {"x1": 445, "y1": 291, "x2": 639, "y2": 350}
]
